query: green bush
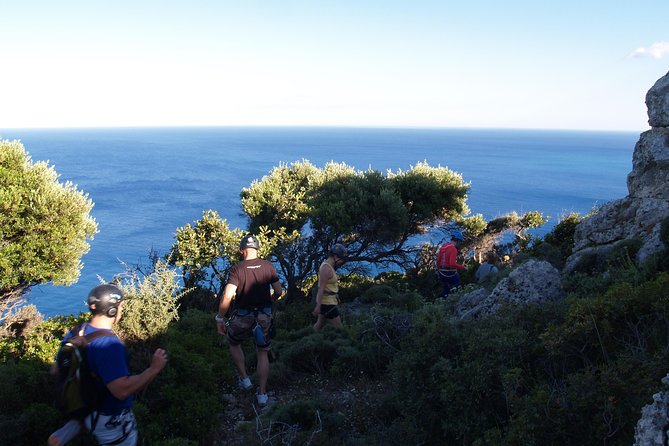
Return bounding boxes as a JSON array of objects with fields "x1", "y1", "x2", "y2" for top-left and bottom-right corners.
[
  {"x1": 116, "y1": 260, "x2": 184, "y2": 343},
  {"x1": 529, "y1": 241, "x2": 564, "y2": 268},
  {"x1": 273, "y1": 299, "x2": 314, "y2": 334},
  {"x1": 380, "y1": 275, "x2": 669, "y2": 446},
  {"x1": 268, "y1": 399, "x2": 344, "y2": 433},
  {"x1": 359, "y1": 284, "x2": 398, "y2": 304},
  {"x1": 544, "y1": 212, "x2": 582, "y2": 259},
  {"x1": 562, "y1": 271, "x2": 612, "y2": 297},
  {"x1": 273, "y1": 327, "x2": 353, "y2": 375},
  {"x1": 133, "y1": 309, "x2": 229, "y2": 444},
  {"x1": 336, "y1": 273, "x2": 375, "y2": 303},
  {"x1": 389, "y1": 290, "x2": 423, "y2": 312},
  {"x1": 639, "y1": 248, "x2": 669, "y2": 279},
  {"x1": 571, "y1": 251, "x2": 602, "y2": 275},
  {"x1": 606, "y1": 238, "x2": 642, "y2": 268}
]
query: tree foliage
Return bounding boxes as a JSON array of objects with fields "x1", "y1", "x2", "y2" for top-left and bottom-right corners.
[
  {"x1": 243, "y1": 160, "x2": 470, "y2": 295},
  {"x1": 0, "y1": 140, "x2": 97, "y2": 321}
]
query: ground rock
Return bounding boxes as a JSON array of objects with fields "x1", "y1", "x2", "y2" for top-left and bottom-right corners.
[
  {"x1": 455, "y1": 259, "x2": 563, "y2": 319},
  {"x1": 633, "y1": 374, "x2": 669, "y2": 446}
]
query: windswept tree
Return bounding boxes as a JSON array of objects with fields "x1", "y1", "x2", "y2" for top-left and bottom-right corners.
[{"x1": 0, "y1": 140, "x2": 97, "y2": 322}]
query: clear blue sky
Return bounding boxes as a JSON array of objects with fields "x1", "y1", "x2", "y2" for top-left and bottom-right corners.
[{"x1": 2, "y1": 0, "x2": 668, "y2": 131}]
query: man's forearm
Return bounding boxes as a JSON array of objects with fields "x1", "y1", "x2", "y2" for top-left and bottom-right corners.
[{"x1": 107, "y1": 366, "x2": 162, "y2": 401}]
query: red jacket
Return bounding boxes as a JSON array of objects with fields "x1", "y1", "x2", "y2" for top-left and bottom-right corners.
[{"x1": 437, "y1": 243, "x2": 465, "y2": 270}]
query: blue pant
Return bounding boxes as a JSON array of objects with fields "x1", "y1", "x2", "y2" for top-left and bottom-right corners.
[{"x1": 437, "y1": 270, "x2": 460, "y2": 297}]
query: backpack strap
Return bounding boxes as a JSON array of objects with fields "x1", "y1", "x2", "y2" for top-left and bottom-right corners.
[
  {"x1": 84, "y1": 329, "x2": 117, "y2": 343},
  {"x1": 75, "y1": 323, "x2": 118, "y2": 343}
]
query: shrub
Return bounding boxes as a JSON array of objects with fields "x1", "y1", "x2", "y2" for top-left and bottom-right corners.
[
  {"x1": 268, "y1": 399, "x2": 344, "y2": 433},
  {"x1": 331, "y1": 308, "x2": 410, "y2": 379},
  {"x1": 337, "y1": 273, "x2": 375, "y2": 302},
  {"x1": 359, "y1": 284, "x2": 398, "y2": 304},
  {"x1": 606, "y1": 238, "x2": 642, "y2": 268},
  {"x1": 544, "y1": 212, "x2": 582, "y2": 258},
  {"x1": 529, "y1": 241, "x2": 564, "y2": 268},
  {"x1": 115, "y1": 260, "x2": 184, "y2": 342},
  {"x1": 273, "y1": 327, "x2": 353, "y2": 375},
  {"x1": 571, "y1": 251, "x2": 602, "y2": 275},
  {"x1": 562, "y1": 271, "x2": 612, "y2": 297},
  {"x1": 133, "y1": 309, "x2": 229, "y2": 444},
  {"x1": 273, "y1": 299, "x2": 314, "y2": 334},
  {"x1": 389, "y1": 290, "x2": 424, "y2": 312}
]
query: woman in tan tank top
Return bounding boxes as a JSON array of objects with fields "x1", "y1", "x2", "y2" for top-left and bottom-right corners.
[{"x1": 312, "y1": 244, "x2": 347, "y2": 331}]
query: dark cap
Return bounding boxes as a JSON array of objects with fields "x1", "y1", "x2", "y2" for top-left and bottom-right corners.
[{"x1": 239, "y1": 234, "x2": 260, "y2": 250}]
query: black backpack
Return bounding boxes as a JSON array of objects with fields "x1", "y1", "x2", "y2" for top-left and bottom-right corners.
[{"x1": 55, "y1": 323, "x2": 116, "y2": 419}]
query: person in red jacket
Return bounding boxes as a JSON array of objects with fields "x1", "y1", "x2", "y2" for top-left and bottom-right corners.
[{"x1": 436, "y1": 229, "x2": 466, "y2": 297}]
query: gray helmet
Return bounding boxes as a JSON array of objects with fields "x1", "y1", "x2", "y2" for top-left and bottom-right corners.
[
  {"x1": 329, "y1": 243, "x2": 347, "y2": 259},
  {"x1": 239, "y1": 234, "x2": 260, "y2": 250},
  {"x1": 87, "y1": 284, "x2": 124, "y2": 318}
]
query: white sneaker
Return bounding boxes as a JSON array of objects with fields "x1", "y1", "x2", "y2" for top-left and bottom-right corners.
[
  {"x1": 238, "y1": 376, "x2": 253, "y2": 390},
  {"x1": 256, "y1": 392, "x2": 269, "y2": 407}
]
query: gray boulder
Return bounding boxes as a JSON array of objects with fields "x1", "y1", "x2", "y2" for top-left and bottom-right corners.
[
  {"x1": 633, "y1": 374, "x2": 669, "y2": 446},
  {"x1": 455, "y1": 259, "x2": 563, "y2": 319}
]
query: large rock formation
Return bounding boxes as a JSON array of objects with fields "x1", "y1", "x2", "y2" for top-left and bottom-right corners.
[
  {"x1": 565, "y1": 71, "x2": 669, "y2": 271},
  {"x1": 455, "y1": 259, "x2": 563, "y2": 319}
]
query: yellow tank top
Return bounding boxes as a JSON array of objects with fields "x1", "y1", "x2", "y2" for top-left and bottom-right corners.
[{"x1": 320, "y1": 261, "x2": 339, "y2": 305}]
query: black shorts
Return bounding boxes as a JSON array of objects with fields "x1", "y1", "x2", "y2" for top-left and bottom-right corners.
[{"x1": 320, "y1": 304, "x2": 340, "y2": 319}]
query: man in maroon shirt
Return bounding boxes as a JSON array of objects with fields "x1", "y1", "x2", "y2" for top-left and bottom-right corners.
[{"x1": 215, "y1": 235, "x2": 283, "y2": 407}]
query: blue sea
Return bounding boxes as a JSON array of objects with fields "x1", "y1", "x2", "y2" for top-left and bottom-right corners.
[{"x1": 1, "y1": 127, "x2": 639, "y2": 317}]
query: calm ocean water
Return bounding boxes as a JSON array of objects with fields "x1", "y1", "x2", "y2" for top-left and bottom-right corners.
[{"x1": 1, "y1": 127, "x2": 638, "y2": 317}]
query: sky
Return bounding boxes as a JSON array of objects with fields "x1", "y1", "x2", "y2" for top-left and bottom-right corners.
[{"x1": 1, "y1": 1, "x2": 668, "y2": 131}]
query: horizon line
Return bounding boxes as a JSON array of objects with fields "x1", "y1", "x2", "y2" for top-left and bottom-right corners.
[{"x1": 1, "y1": 123, "x2": 646, "y2": 134}]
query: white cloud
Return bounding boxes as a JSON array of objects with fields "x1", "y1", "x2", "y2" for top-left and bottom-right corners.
[{"x1": 628, "y1": 42, "x2": 669, "y2": 59}]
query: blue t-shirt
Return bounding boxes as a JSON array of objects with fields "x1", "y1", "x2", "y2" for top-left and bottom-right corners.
[{"x1": 62, "y1": 324, "x2": 132, "y2": 414}]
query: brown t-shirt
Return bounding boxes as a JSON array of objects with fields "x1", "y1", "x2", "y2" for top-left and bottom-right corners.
[{"x1": 226, "y1": 258, "x2": 280, "y2": 309}]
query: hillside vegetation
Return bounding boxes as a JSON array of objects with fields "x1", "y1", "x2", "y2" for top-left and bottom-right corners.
[{"x1": 1, "y1": 155, "x2": 667, "y2": 445}]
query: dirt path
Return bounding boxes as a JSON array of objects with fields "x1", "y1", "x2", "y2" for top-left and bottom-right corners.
[{"x1": 213, "y1": 375, "x2": 386, "y2": 445}]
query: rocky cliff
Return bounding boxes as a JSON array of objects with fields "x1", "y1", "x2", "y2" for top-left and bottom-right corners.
[{"x1": 566, "y1": 71, "x2": 669, "y2": 271}]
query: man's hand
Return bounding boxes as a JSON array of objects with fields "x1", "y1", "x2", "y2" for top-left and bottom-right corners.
[
  {"x1": 312, "y1": 304, "x2": 321, "y2": 317},
  {"x1": 216, "y1": 320, "x2": 227, "y2": 335},
  {"x1": 150, "y1": 348, "x2": 168, "y2": 373}
]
